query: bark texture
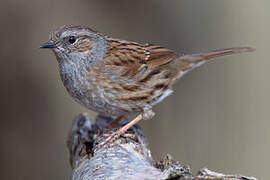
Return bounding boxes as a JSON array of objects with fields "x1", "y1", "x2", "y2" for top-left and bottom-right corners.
[{"x1": 67, "y1": 113, "x2": 257, "y2": 180}]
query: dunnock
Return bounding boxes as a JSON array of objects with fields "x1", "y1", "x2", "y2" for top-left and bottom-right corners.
[{"x1": 41, "y1": 25, "x2": 254, "y2": 144}]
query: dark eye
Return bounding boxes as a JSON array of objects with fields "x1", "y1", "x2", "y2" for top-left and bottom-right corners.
[{"x1": 68, "y1": 36, "x2": 76, "y2": 44}]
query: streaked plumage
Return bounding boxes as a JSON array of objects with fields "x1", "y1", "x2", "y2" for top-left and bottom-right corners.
[{"x1": 41, "y1": 25, "x2": 254, "y2": 144}]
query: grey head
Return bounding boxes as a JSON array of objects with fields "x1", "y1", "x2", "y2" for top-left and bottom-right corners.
[
  {"x1": 40, "y1": 25, "x2": 107, "y2": 67},
  {"x1": 40, "y1": 25, "x2": 109, "y2": 112}
]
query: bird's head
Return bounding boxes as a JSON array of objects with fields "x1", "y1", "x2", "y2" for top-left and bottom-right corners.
[{"x1": 40, "y1": 25, "x2": 107, "y2": 65}]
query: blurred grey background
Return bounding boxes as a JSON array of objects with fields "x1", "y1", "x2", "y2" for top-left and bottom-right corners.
[{"x1": 0, "y1": 0, "x2": 268, "y2": 179}]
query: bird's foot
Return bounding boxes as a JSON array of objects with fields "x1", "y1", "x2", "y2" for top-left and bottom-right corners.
[
  {"x1": 98, "y1": 113, "x2": 143, "y2": 147},
  {"x1": 97, "y1": 127, "x2": 126, "y2": 148},
  {"x1": 97, "y1": 109, "x2": 154, "y2": 148}
]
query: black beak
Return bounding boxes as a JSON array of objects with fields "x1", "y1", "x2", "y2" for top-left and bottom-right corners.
[{"x1": 40, "y1": 40, "x2": 56, "y2": 48}]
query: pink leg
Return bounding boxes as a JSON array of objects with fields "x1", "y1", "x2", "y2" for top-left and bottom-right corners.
[{"x1": 98, "y1": 109, "x2": 154, "y2": 147}]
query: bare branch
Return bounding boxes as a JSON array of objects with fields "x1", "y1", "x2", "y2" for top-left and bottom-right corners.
[{"x1": 67, "y1": 113, "x2": 257, "y2": 180}]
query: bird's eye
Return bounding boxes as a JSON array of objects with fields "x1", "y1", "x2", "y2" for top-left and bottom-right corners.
[{"x1": 68, "y1": 36, "x2": 76, "y2": 44}]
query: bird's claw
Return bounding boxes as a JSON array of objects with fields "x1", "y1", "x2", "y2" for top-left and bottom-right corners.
[{"x1": 97, "y1": 130, "x2": 122, "y2": 148}]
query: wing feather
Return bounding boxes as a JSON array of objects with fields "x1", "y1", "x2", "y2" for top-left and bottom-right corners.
[
  {"x1": 102, "y1": 37, "x2": 177, "y2": 80},
  {"x1": 87, "y1": 37, "x2": 178, "y2": 111}
]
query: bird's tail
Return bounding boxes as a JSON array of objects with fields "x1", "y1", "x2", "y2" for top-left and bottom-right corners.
[{"x1": 177, "y1": 47, "x2": 254, "y2": 74}]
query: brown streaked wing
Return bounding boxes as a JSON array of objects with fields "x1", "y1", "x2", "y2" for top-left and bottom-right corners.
[
  {"x1": 145, "y1": 44, "x2": 176, "y2": 67},
  {"x1": 98, "y1": 37, "x2": 179, "y2": 108},
  {"x1": 103, "y1": 37, "x2": 177, "y2": 80}
]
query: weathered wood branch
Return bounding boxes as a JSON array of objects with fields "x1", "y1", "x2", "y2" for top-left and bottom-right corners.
[{"x1": 67, "y1": 113, "x2": 257, "y2": 180}]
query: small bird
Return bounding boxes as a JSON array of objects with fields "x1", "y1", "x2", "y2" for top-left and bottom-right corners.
[{"x1": 41, "y1": 25, "x2": 254, "y2": 144}]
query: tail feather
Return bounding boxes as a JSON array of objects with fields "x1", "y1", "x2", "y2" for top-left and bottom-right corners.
[
  {"x1": 176, "y1": 47, "x2": 254, "y2": 75},
  {"x1": 179, "y1": 47, "x2": 254, "y2": 63}
]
